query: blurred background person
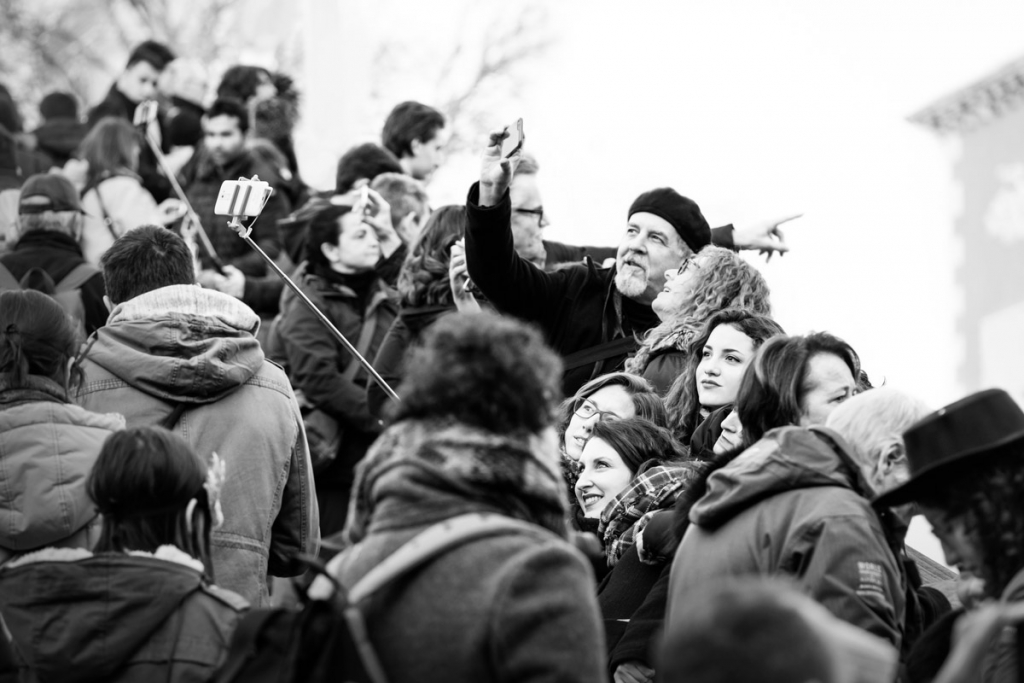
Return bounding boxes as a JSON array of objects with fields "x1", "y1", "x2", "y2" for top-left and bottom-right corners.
[
  {"x1": 87, "y1": 40, "x2": 177, "y2": 201},
  {"x1": 78, "y1": 117, "x2": 184, "y2": 265},
  {"x1": 2, "y1": 173, "x2": 106, "y2": 335},
  {"x1": 381, "y1": 100, "x2": 447, "y2": 183},
  {"x1": 31, "y1": 92, "x2": 86, "y2": 168}
]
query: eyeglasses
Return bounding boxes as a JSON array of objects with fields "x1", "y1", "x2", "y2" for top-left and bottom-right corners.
[
  {"x1": 573, "y1": 397, "x2": 623, "y2": 422},
  {"x1": 674, "y1": 255, "x2": 698, "y2": 277},
  {"x1": 514, "y1": 206, "x2": 544, "y2": 224}
]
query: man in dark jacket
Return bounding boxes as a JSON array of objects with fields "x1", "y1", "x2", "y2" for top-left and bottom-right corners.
[
  {"x1": 87, "y1": 40, "x2": 176, "y2": 201},
  {"x1": 1, "y1": 174, "x2": 106, "y2": 334},
  {"x1": 180, "y1": 97, "x2": 291, "y2": 278},
  {"x1": 465, "y1": 130, "x2": 792, "y2": 396}
]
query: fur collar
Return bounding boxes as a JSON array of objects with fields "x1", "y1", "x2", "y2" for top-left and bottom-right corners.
[{"x1": 5, "y1": 544, "x2": 204, "y2": 573}]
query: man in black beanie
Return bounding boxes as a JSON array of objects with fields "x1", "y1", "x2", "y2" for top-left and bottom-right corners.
[{"x1": 464, "y1": 129, "x2": 793, "y2": 396}]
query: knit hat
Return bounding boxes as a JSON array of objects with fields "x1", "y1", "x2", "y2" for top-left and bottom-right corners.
[
  {"x1": 628, "y1": 188, "x2": 711, "y2": 253},
  {"x1": 18, "y1": 173, "x2": 84, "y2": 215},
  {"x1": 39, "y1": 92, "x2": 78, "y2": 121}
]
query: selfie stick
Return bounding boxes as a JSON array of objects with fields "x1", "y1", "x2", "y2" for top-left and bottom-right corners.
[
  {"x1": 224, "y1": 202, "x2": 400, "y2": 404},
  {"x1": 140, "y1": 129, "x2": 227, "y2": 272}
]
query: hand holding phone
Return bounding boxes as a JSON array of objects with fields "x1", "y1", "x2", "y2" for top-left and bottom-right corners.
[{"x1": 501, "y1": 118, "x2": 525, "y2": 159}]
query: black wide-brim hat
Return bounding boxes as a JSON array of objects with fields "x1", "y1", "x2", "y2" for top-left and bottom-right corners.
[{"x1": 874, "y1": 388, "x2": 1024, "y2": 508}]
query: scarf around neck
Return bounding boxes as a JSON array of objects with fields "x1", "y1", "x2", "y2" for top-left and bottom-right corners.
[{"x1": 344, "y1": 419, "x2": 569, "y2": 546}]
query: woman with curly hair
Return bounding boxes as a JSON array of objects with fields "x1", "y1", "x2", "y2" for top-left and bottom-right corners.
[
  {"x1": 663, "y1": 309, "x2": 784, "y2": 451},
  {"x1": 368, "y1": 205, "x2": 470, "y2": 420},
  {"x1": 624, "y1": 245, "x2": 771, "y2": 395}
]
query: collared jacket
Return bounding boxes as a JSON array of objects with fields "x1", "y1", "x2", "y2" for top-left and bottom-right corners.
[
  {"x1": 74, "y1": 285, "x2": 319, "y2": 606},
  {"x1": 0, "y1": 545, "x2": 247, "y2": 683},
  {"x1": 464, "y1": 183, "x2": 734, "y2": 397},
  {"x1": 668, "y1": 426, "x2": 906, "y2": 649},
  {"x1": 0, "y1": 375, "x2": 123, "y2": 564}
]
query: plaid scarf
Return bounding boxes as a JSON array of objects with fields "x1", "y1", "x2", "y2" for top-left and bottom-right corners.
[
  {"x1": 599, "y1": 464, "x2": 701, "y2": 566},
  {"x1": 344, "y1": 419, "x2": 569, "y2": 546}
]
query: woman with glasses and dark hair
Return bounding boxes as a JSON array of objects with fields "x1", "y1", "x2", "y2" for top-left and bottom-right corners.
[
  {"x1": 666, "y1": 330, "x2": 906, "y2": 651},
  {"x1": 663, "y1": 309, "x2": 785, "y2": 454},
  {"x1": 624, "y1": 245, "x2": 771, "y2": 396},
  {"x1": 558, "y1": 371, "x2": 668, "y2": 463}
]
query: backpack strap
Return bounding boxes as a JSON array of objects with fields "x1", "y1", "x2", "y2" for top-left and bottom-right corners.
[
  {"x1": 562, "y1": 336, "x2": 638, "y2": 373},
  {"x1": 83, "y1": 175, "x2": 120, "y2": 239},
  {"x1": 345, "y1": 512, "x2": 549, "y2": 605},
  {"x1": 341, "y1": 305, "x2": 381, "y2": 382},
  {"x1": 54, "y1": 263, "x2": 100, "y2": 293},
  {"x1": 0, "y1": 262, "x2": 20, "y2": 290}
]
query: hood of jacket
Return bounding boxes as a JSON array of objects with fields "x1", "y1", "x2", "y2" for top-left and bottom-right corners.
[
  {"x1": 0, "y1": 375, "x2": 124, "y2": 551},
  {"x1": 83, "y1": 284, "x2": 264, "y2": 404},
  {"x1": 0, "y1": 546, "x2": 207, "y2": 683},
  {"x1": 690, "y1": 426, "x2": 868, "y2": 530}
]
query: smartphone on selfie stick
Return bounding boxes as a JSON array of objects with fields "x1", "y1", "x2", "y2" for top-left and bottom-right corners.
[
  {"x1": 501, "y1": 118, "x2": 524, "y2": 159},
  {"x1": 133, "y1": 100, "x2": 227, "y2": 273},
  {"x1": 214, "y1": 177, "x2": 400, "y2": 403}
]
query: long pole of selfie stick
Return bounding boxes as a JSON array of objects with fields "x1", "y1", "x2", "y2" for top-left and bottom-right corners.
[
  {"x1": 141, "y1": 130, "x2": 226, "y2": 271},
  {"x1": 227, "y1": 217, "x2": 401, "y2": 403}
]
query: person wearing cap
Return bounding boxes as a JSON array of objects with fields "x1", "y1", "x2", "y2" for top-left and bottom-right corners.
[
  {"x1": 465, "y1": 128, "x2": 794, "y2": 396},
  {"x1": 873, "y1": 388, "x2": 1024, "y2": 683},
  {"x1": 1, "y1": 173, "x2": 106, "y2": 335}
]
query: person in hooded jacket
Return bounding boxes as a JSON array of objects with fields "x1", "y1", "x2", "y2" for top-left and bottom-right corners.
[
  {"x1": 0, "y1": 290, "x2": 123, "y2": 566},
  {"x1": 322, "y1": 311, "x2": 606, "y2": 683},
  {"x1": 31, "y1": 92, "x2": 86, "y2": 168},
  {"x1": 74, "y1": 225, "x2": 319, "y2": 607},
  {"x1": 272, "y1": 204, "x2": 397, "y2": 535},
  {"x1": 0, "y1": 425, "x2": 247, "y2": 683},
  {"x1": 667, "y1": 332, "x2": 906, "y2": 650},
  {"x1": 368, "y1": 204, "x2": 468, "y2": 420}
]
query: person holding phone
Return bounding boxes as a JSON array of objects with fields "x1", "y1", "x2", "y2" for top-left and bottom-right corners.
[{"x1": 466, "y1": 125, "x2": 795, "y2": 396}]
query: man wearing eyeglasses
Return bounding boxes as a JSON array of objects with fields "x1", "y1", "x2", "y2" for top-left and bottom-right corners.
[{"x1": 465, "y1": 129, "x2": 796, "y2": 396}]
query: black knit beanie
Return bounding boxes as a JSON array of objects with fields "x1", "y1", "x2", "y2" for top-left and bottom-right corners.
[
  {"x1": 628, "y1": 188, "x2": 711, "y2": 253},
  {"x1": 39, "y1": 93, "x2": 77, "y2": 121}
]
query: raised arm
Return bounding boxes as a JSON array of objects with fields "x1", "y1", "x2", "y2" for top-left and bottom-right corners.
[{"x1": 465, "y1": 130, "x2": 576, "y2": 325}]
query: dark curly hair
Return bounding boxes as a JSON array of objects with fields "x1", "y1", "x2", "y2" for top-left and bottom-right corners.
[
  {"x1": 917, "y1": 450, "x2": 1024, "y2": 597},
  {"x1": 665, "y1": 309, "x2": 785, "y2": 444},
  {"x1": 397, "y1": 205, "x2": 465, "y2": 308},
  {"x1": 388, "y1": 312, "x2": 562, "y2": 436},
  {"x1": 217, "y1": 65, "x2": 272, "y2": 104}
]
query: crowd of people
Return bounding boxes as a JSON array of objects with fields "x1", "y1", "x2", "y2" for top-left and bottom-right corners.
[{"x1": 1, "y1": 38, "x2": 1023, "y2": 683}]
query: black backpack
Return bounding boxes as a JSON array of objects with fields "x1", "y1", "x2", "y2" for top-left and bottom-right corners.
[{"x1": 212, "y1": 513, "x2": 541, "y2": 683}]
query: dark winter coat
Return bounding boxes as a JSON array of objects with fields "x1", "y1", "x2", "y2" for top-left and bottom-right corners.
[
  {"x1": 179, "y1": 146, "x2": 291, "y2": 276},
  {"x1": 0, "y1": 230, "x2": 107, "y2": 335},
  {"x1": 368, "y1": 303, "x2": 452, "y2": 421},
  {"x1": 31, "y1": 118, "x2": 87, "y2": 167},
  {"x1": 668, "y1": 426, "x2": 906, "y2": 649},
  {"x1": 274, "y1": 268, "x2": 397, "y2": 489},
  {"x1": 464, "y1": 182, "x2": 735, "y2": 396},
  {"x1": 0, "y1": 546, "x2": 247, "y2": 683}
]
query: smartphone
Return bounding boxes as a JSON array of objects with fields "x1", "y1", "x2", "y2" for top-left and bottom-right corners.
[
  {"x1": 360, "y1": 185, "x2": 373, "y2": 216},
  {"x1": 132, "y1": 100, "x2": 159, "y2": 128},
  {"x1": 214, "y1": 179, "x2": 272, "y2": 217},
  {"x1": 501, "y1": 118, "x2": 524, "y2": 159}
]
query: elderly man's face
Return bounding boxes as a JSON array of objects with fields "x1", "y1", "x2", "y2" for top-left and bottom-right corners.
[{"x1": 615, "y1": 212, "x2": 688, "y2": 304}]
